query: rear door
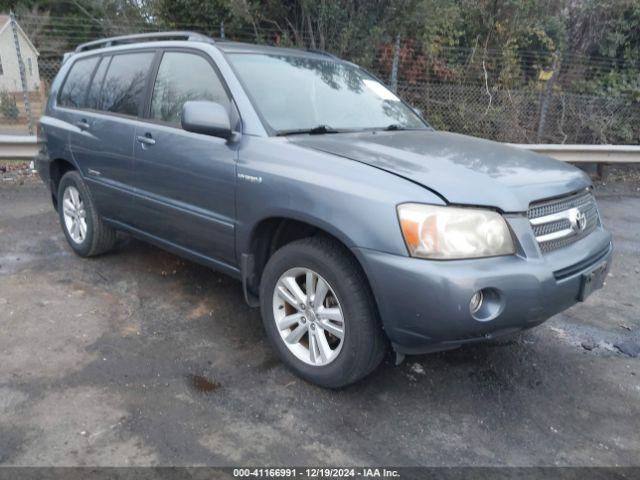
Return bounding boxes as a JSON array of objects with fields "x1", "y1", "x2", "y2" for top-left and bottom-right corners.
[
  {"x1": 67, "y1": 50, "x2": 156, "y2": 223},
  {"x1": 132, "y1": 49, "x2": 239, "y2": 266}
]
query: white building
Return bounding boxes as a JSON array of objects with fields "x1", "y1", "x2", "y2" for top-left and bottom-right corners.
[{"x1": 0, "y1": 15, "x2": 41, "y2": 92}]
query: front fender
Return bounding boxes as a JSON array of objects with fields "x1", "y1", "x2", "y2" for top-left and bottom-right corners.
[{"x1": 235, "y1": 136, "x2": 445, "y2": 259}]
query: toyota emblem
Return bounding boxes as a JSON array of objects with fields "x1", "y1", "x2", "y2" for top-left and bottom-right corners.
[{"x1": 571, "y1": 209, "x2": 588, "y2": 232}]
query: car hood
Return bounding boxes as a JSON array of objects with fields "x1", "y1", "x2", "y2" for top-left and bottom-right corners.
[{"x1": 287, "y1": 130, "x2": 591, "y2": 212}]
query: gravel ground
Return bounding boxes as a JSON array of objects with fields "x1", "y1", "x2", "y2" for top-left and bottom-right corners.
[{"x1": 0, "y1": 170, "x2": 639, "y2": 467}]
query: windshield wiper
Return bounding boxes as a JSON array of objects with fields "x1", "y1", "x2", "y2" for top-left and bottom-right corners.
[
  {"x1": 277, "y1": 125, "x2": 340, "y2": 136},
  {"x1": 384, "y1": 124, "x2": 406, "y2": 131}
]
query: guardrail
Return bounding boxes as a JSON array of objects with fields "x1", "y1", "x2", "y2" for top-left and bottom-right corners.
[
  {"x1": 0, "y1": 135, "x2": 38, "y2": 159},
  {"x1": 1, "y1": 134, "x2": 639, "y2": 164},
  {"x1": 509, "y1": 144, "x2": 640, "y2": 164}
]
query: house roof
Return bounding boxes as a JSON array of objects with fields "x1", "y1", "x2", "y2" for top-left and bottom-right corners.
[{"x1": 0, "y1": 14, "x2": 40, "y2": 56}]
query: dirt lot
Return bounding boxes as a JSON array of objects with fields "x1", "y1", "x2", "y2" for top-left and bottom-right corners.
[{"x1": 0, "y1": 170, "x2": 639, "y2": 467}]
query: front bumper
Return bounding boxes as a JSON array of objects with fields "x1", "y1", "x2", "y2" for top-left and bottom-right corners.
[{"x1": 353, "y1": 220, "x2": 613, "y2": 354}]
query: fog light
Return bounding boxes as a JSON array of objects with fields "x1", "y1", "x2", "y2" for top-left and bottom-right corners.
[
  {"x1": 470, "y1": 290, "x2": 483, "y2": 314},
  {"x1": 470, "y1": 288, "x2": 504, "y2": 322}
]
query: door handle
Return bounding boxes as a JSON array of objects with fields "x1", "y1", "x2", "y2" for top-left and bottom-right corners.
[
  {"x1": 136, "y1": 134, "x2": 156, "y2": 146},
  {"x1": 75, "y1": 119, "x2": 90, "y2": 131}
]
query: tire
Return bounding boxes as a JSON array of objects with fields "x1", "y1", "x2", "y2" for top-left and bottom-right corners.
[
  {"x1": 57, "y1": 170, "x2": 116, "y2": 257},
  {"x1": 259, "y1": 237, "x2": 386, "y2": 388}
]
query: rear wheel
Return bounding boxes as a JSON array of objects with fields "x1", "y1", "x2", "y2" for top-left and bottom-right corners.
[
  {"x1": 260, "y1": 237, "x2": 386, "y2": 388},
  {"x1": 58, "y1": 171, "x2": 116, "y2": 257}
]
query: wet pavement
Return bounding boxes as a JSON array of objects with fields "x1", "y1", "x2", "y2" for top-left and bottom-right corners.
[{"x1": 0, "y1": 180, "x2": 639, "y2": 466}]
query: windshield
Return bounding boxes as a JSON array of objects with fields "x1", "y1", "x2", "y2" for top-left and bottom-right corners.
[{"x1": 228, "y1": 53, "x2": 427, "y2": 134}]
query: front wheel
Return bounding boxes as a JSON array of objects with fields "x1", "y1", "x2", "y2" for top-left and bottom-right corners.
[{"x1": 260, "y1": 237, "x2": 386, "y2": 388}]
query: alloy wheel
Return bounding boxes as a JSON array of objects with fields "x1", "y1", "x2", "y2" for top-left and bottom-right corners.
[
  {"x1": 272, "y1": 267, "x2": 345, "y2": 366},
  {"x1": 62, "y1": 185, "x2": 87, "y2": 244}
]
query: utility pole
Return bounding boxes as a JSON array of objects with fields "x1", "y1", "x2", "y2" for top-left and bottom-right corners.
[
  {"x1": 9, "y1": 11, "x2": 34, "y2": 136},
  {"x1": 537, "y1": 52, "x2": 561, "y2": 143},
  {"x1": 390, "y1": 34, "x2": 401, "y2": 93}
]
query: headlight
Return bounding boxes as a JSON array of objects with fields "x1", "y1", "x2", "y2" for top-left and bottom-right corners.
[{"x1": 397, "y1": 203, "x2": 515, "y2": 259}]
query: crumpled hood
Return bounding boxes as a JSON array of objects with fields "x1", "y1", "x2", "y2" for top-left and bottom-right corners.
[{"x1": 288, "y1": 130, "x2": 591, "y2": 212}]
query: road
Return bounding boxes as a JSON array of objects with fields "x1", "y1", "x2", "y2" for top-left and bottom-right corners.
[{"x1": 0, "y1": 179, "x2": 639, "y2": 467}]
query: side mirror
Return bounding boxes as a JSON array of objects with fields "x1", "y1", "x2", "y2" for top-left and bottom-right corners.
[{"x1": 181, "y1": 100, "x2": 233, "y2": 140}]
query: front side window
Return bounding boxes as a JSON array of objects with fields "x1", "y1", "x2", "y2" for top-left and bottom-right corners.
[
  {"x1": 99, "y1": 52, "x2": 154, "y2": 116},
  {"x1": 228, "y1": 53, "x2": 426, "y2": 134},
  {"x1": 58, "y1": 56, "x2": 100, "y2": 108},
  {"x1": 150, "y1": 52, "x2": 230, "y2": 125}
]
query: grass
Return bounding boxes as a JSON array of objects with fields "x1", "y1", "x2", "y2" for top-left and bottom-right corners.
[{"x1": 0, "y1": 159, "x2": 30, "y2": 167}]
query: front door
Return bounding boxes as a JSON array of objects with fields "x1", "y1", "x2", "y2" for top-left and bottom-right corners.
[{"x1": 132, "y1": 50, "x2": 238, "y2": 266}]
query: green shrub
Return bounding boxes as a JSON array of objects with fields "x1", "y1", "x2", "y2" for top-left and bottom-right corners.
[
  {"x1": 0, "y1": 91, "x2": 20, "y2": 120},
  {"x1": 573, "y1": 70, "x2": 640, "y2": 102}
]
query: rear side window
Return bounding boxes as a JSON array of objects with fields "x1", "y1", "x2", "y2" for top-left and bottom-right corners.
[
  {"x1": 58, "y1": 56, "x2": 100, "y2": 108},
  {"x1": 99, "y1": 52, "x2": 154, "y2": 116},
  {"x1": 86, "y1": 56, "x2": 110, "y2": 110},
  {"x1": 150, "y1": 52, "x2": 230, "y2": 125}
]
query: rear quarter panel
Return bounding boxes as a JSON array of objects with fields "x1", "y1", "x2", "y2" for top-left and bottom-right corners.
[{"x1": 37, "y1": 58, "x2": 78, "y2": 187}]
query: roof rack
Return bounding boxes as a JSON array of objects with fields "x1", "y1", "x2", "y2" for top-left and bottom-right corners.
[
  {"x1": 75, "y1": 31, "x2": 214, "y2": 53},
  {"x1": 305, "y1": 48, "x2": 339, "y2": 59}
]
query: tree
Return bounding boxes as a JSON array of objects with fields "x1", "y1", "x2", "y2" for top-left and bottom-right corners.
[{"x1": 151, "y1": 0, "x2": 231, "y2": 34}]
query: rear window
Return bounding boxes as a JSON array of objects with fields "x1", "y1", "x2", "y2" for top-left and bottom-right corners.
[
  {"x1": 58, "y1": 56, "x2": 100, "y2": 108},
  {"x1": 98, "y1": 52, "x2": 154, "y2": 116}
]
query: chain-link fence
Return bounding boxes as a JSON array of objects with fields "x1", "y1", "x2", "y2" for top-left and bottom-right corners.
[
  {"x1": 400, "y1": 83, "x2": 638, "y2": 144},
  {"x1": 1, "y1": 13, "x2": 638, "y2": 145}
]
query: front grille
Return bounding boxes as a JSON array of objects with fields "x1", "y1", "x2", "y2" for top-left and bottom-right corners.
[{"x1": 528, "y1": 189, "x2": 600, "y2": 253}]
